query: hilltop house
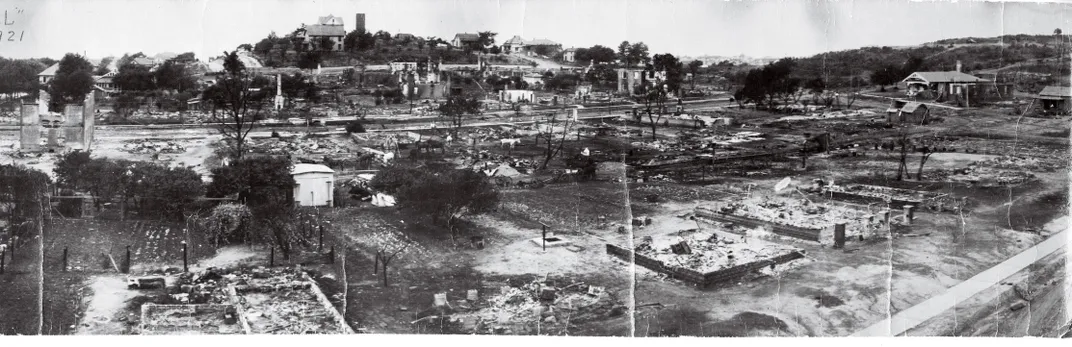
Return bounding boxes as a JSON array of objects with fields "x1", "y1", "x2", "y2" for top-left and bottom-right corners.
[
  {"x1": 562, "y1": 48, "x2": 577, "y2": 63},
  {"x1": 452, "y1": 33, "x2": 481, "y2": 49},
  {"x1": 502, "y1": 36, "x2": 526, "y2": 54},
  {"x1": 1035, "y1": 86, "x2": 1072, "y2": 113},
  {"x1": 300, "y1": 15, "x2": 346, "y2": 51},
  {"x1": 521, "y1": 39, "x2": 562, "y2": 56},
  {"x1": 499, "y1": 36, "x2": 563, "y2": 56}
]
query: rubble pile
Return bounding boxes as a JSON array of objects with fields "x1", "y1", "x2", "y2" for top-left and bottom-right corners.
[
  {"x1": 978, "y1": 156, "x2": 1063, "y2": 173},
  {"x1": 944, "y1": 166, "x2": 1035, "y2": 186},
  {"x1": 140, "y1": 305, "x2": 244, "y2": 335},
  {"x1": 227, "y1": 267, "x2": 346, "y2": 334},
  {"x1": 825, "y1": 184, "x2": 947, "y2": 202},
  {"x1": 248, "y1": 136, "x2": 351, "y2": 155},
  {"x1": 709, "y1": 195, "x2": 888, "y2": 239},
  {"x1": 636, "y1": 231, "x2": 803, "y2": 273},
  {"x1": 716, "y1": 196, "x2": 862, "y2": 230},
  {"x1": 446, "y1": 277, "x2": 618, "y2": 335},
  {"x1": 122, "y1": 140, "x2": 187, "y2": 154}
]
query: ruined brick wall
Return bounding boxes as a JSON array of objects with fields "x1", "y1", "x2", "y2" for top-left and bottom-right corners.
[
  {"x1": 19, "y1": 104, "x2": 40, "y2": 150},
  {"x1": 606, "y1": 244, "x2": 806, "y2": 288}
]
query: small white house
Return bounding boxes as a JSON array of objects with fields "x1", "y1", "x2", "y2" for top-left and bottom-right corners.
[{"x1": 292, "y1": 164, "x2": 335, "y2": 207}]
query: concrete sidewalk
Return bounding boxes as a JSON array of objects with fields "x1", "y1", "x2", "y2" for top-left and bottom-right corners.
[{"x1": 852, "y1": 216, "x2": 1069, "y2": 336}]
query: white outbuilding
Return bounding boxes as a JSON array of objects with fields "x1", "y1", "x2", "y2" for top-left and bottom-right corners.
[{"x1": 292, "y1": 163, "x2": 335, "y2": 207}]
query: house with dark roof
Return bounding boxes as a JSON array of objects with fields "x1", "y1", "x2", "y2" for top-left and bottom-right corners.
[
  {"x1": 901, "y1": 61, "x2": 1013, "y2": 106},
  {"x1": 452, "y1": 33, "x2": 481, "y2": 49},
  {"x1": 886, "y1": 100, "x2": 930, "y2": 124},
  {"x1": 1035, "y1": 86, "x2": 1071, "y2": 113},
  {"x1": 301, "y1": 15, "x2": 346, "y2": 51}
]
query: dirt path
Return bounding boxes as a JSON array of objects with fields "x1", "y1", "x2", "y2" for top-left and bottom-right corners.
[
  {"x1": 852, "y1": 215, "x2": 1069, "y2": 336},
  {"x1": 75, "y1": 276, "x2": 138, "y2": 335}
]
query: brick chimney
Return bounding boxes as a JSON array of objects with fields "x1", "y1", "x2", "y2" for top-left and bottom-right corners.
[{"x1": 956, "y1": 60, "x2": 962, "y2": 72}]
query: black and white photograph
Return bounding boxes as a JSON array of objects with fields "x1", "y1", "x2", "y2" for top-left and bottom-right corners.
[{"x1": 0, "y1": 0, "x2": 1069, "y2": 339}]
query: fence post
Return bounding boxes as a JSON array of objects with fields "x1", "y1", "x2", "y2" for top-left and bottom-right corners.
[
  {"x1": 62, "y1": 247, "x2": 68, "y2": 272},
  {"x1": 328, "y1": 246, "x2": 335, "y2": 264},
  {"x1": 124, "y1": 245, "x2": 131, "y2": 274},
  {"x1": 319, "y1": 225, "x2": 324, "y2": 252},
  {"x1": 270, "y1": 247, "x2": 275, "y2": 267},
  {"x1": 182, "y1": 241, "x2": 188, "y2": 273},
  {"x1": 1, "y1": 250, "x2": 5, "y2": 274}
]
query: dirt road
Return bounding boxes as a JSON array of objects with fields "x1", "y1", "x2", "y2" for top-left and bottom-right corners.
[{"x1": 852, "y1": 216, "x2": 1069, "y2": 336}]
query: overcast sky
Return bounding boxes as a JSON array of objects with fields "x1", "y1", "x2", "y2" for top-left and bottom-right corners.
[{"x1": 4, "y1": 0, "x2": 1072, "y2": 61}]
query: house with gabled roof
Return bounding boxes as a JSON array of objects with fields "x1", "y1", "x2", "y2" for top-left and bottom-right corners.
[
  {"x1": 1035, "y1": 86, "x2": 1071, "y2": 113},
  {"x1": 901, "y1": 61, "x2": 1012, "y2": 106},
  {"x1": 452, "y1": 33, "x2": 481, "y2": 49},
  {"x1": 300, "y1": 15, "x2": 346, "y2": 51}
]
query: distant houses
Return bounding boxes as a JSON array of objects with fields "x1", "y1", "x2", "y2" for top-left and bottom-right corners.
[{"x1": 300, "y1": 15, "x2": 346, "y2": 51}]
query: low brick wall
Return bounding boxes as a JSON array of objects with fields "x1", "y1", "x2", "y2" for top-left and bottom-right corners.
[
  {"x1": 606, "y1": 244, "x2": 806, "y2": 288},
  {"x1": 694, "y1": 209, "x2": 822, "y2": 242},
  {"x1": 827, "y1": 191, "x2": 920, "y2": 210}
]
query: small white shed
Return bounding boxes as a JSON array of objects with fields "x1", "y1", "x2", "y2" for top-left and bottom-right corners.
[{"x1": 292, "y1": 163, "x2": 335, "y2": 207}]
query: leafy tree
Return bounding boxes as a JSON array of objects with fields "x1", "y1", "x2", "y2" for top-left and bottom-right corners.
[
  {"x1": 114, "y1": 63, "x2": 156, "y2": 92},
  {"x1": 94, "y1": 57, "x2": 114, "y2": 75},
  {"x1": 237, "y1": 43, "x2": 254, "y2": 52},
  {"x1": 0, "y1": 58, "x2": 45, "y2": 98},
  {"x1": 297, "y1": 52, "x2": 322, "y2": 70},
  {"x1": 200, "y1": 203, "x2": 254, "y2": 247},
  {"x1": 206, "y1": 156, "x2": 294, "y2": 206},
  {"x1": 544, "y1": 73, "x2": 581, "y2": 91},
  {"x1": 381, "y1": 165, "x2": 498, "y2": 243},
  {"x1": 576, "y1": 45, "x2": 616, "y2": 65},
  {"x1": 652, "y1": 53, "x2": 684, "y2": 94},
  {"x1": 373, "y1": 30, "x2": 393, "y2": 45},
  {"x1": 172, "y1": 52, "x2": 196, "y2": 62},
  {"x1": 617, "y1": 41, "x2": 631, "y2": 64},
  {"x1": 281, "y1": 73, "x2": 318, "y2": 100},
  {"x1": 476, "y1": 31, "x2": 498, "y2": 52},
  {"x1": 345, "y1": 29, "x2": 375, "y2": 52},
  {"x1": 870, "y1": 64, "x2": 900, "y2": 91},
  {"x1": 47, "y1": 53, "x2": 95, "y2": 112},
  {"x1": 0, "y1": 165, "x2": 50, "y2": 246},
  {"x1": 154, "y1": 60, "x2": 196, "y2": 92},
  {"x1": 1055, "y1": 28, "x2": 1063, "y2": 35},
  {"x1": 488, "y1": 45, "x2": 503, "y2": 54},
  {"x1": 687, "y1": 60, "x2": 704, "y2": 89},
  {"x1": 437, "y1": 95, "x2": 482, "y2": 138},
  {"x1": 203, "y1": 50, "x2": 269, "y2": 159},
  {"x1": 734, "y1": 58, "x2": 800, "y2": 109},
  {"x1": 116, "y1": 52, "x2": 146, "y2": 70},
  {"x1": 585, "y1": 64, "x2": 617, "y2": 86},
  {"x1": 628, "y1": 42, "x2": 651, "y2": 67},
  {"x1": 316, "y1": 36, "x2": 336, "y2": 51}
]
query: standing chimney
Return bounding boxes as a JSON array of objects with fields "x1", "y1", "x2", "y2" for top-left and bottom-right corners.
[{"x1": 955, "y1": 60, "x2": 962, "y2": 73}]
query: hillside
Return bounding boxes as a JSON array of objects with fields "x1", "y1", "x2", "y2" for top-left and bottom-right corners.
[{"x1": 759, "y1": 34, "x2": 1071, "y2": 92}]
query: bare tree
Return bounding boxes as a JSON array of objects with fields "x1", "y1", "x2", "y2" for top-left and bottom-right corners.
[
  {"x1": 535, "y1": 110, "x2": 577, "y2": 169},
  {"x1": 365, "y1": 228, "x2": 423, "y2": 287},
  {"x1": 205, "y1": 51, "x2": 269, "y2": 159},
  {"x1": 895, "y1": 130, "x2": 911, "y2": 181},
  {"x1": 437, "y1": 95, "x2": 482, "y2": 139},
  {"x1": 915, "y1": 138, "x2": 936, "y2": 180},
  {"x1": 643, "y1": 83, "x2": 669, "y2": 140}
]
